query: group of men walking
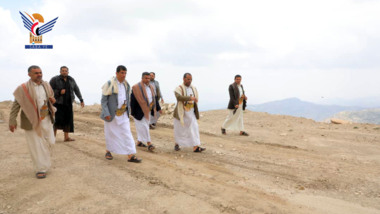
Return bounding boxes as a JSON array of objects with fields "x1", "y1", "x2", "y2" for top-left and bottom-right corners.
[{"x1": 8, "y1": 65, "x2": 248, "y2": 179}]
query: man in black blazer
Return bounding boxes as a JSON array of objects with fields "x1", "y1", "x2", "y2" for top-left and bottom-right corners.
[{"x1": 221, "y1": 75, "x2": 248, "y2": 136}]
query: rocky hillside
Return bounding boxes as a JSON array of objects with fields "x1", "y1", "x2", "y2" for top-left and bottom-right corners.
[{"x1": 332, "y1": 108, "x2": 380, "y2": 124}]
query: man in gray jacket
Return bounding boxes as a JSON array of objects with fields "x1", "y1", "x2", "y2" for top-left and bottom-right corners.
[
  {"x1": 49, "y1": 66, "x2": 84, "y2": 142},
  {"x1": 149, "y1": 72, "x2": 164, "y2": 129},
  {"x1": 100, "y1": 65, "x2": 141, "y2": 163}
]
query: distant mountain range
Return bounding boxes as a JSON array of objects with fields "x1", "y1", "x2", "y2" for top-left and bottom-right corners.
[
  {"x1": 318, "y1": 96, "x2": 380, "y2": 109},
  {"x1": 247, "y1": 98, "x2": 366, "y2": 121}
]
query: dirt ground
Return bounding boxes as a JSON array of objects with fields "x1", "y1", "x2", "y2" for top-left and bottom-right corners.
[{"x1": 0, "y1": 101, "x2": 379, "y2": 214}]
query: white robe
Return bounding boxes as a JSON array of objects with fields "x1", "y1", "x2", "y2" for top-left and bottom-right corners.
[
  {"x1": 150, "y1": 111, "x2": 160, "y2": 124},
  {"x1": 25, "y1": 82, "x2": 55, "y2": 173},
  {"x1": 104, "y1": 82, "x2": 136, "y2": 155},
  {"x1": 149, "y1": 81, "x2": 160, "y2": 124},
  {"x1": 134, "y1": 83, "x2": 152, "y2": 143},
  {"x1": 174, "y1": 86, "x2": 201, "y2": 147},
  {"x1": 222, "y1": 84, "x2": 244, "y2": 131}
]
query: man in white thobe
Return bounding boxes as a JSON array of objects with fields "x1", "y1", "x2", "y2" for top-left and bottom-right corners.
[
  {"x1": 131, "y1": 72, "x2": 161, "y2": 152},
  {"x1": 100, "y1": 65, "x2": 141, "y2": 163},
  {"x1": 173, "y1": 73, "x2": 206, "y2": 152},
  {"x1": 9, "y1": 65, "x2": 56, "y2": 179},
  {"x1": 149, "y1": 72, "x2": 164, "y2": 129},
  {"x1": 221, "y1": 75, "x2": 249, "y2": 136}
]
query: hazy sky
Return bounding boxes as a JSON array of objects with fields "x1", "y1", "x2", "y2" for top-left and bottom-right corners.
[{"x1": 1, "y1": 0, "x2": 379, "y2": 110}]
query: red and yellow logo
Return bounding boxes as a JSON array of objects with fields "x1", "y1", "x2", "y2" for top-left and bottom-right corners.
[{"x1": 19, "y1": 11, "x2": 58, "y2": 48}]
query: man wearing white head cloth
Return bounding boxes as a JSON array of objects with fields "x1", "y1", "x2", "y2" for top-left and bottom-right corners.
[
  {"x1": 100, "y1": 65, "x2": 141, "y2": 163},
  {"x1": 173, "y1": 73, "x2": 206, "y2": 152}
]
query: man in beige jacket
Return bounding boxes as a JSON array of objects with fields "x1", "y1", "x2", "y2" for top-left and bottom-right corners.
[
  {"x1": 9, "y1": 65, "x2": 56, "y2": 179},
  {"x1": 173, "y1": 73, "x2": 206, "y2": 152}
]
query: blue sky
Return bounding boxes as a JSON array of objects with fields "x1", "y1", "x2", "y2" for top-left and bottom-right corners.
[{"x1": 1, "y1": 0, "x2": 380, "y2": 109}]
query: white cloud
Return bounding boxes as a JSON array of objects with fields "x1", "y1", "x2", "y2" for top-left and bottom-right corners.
[{"x1": 1, "y1": 0, "x2": 380, "y2": 108}]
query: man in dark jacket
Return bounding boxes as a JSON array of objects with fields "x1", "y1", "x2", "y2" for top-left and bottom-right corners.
[
  {"x1": 49, "y1": 66, "x2": 84, "y2": 141},
  {"x1": 221, "y1": 75, "x2": 248, "y2": 136},
  {"x1": 130, "y1": 72, "x2": 161, "y2": 151}
]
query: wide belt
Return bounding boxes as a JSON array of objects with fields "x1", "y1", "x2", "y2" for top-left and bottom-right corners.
[{"x1": 116, "y1": 100, "x2": 127, "y2": 116}]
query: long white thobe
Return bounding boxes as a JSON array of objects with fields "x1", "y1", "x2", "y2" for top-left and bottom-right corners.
[
  {"x1": 222, "y1": 84, "x2": 244, "y2": 131},
  {"x1": 104, "y1": 81, "x2": 136, "y2": 155},
  {"x1": 134, "y1": 83, "x2": 152, "y2": 143},
  {"x1": 150, "y1": 80, "x2": 160, "y2": 124},
  {"x1": 174, "y1": 86, "x2": 201, "y2": 147},
  {"x1": 24, "y1": 82, "x2": 55, "y2": 173}
]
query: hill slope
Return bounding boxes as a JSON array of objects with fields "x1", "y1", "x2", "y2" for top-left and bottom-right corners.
[
  {"x1": 0, "y1": 101, "x2": 380, "y2": 214},
  {"x1": 333, "y1": 108, "x2": 380, "y2": 124}
]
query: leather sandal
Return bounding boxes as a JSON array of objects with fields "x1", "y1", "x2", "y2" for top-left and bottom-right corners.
[
  {"x1": 193, "y1": 147, "x2": 206, "y2": 153},
  {"x1": 36, "y1": 172, "x2": 46, "y2": 179},
  {"x1": 128, "y1": 155, "x2": 142, "y2": 163},
  {"x1": 148, "y1": 144, "x2": 155, "y2": 152},
  {"x1": 105, "y1": 152, "x2": 113, "y2": 160},
  {"x1": 240, "y1": 131, "x2": 249, "y2": 136}
]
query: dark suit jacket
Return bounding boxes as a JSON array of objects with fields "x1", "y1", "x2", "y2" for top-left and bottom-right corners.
[
  {"x1": 227, "y1": 83, "x2": 246, "y2": 110},
  {"x1": 131, "y1": 91, "x2": 161, "y2": 120},
  {"x1": 50, "y1": 75, "x2": 83, "y2": 104}
]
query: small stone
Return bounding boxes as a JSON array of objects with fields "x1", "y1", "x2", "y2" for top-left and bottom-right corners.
[{"x1": 149, "y1": 180, "x2": 158, "y2": 184}]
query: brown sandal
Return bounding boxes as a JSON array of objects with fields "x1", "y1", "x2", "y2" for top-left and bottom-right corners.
[
  {"x1": 128, "y1": 155, "x2": 142, "y2": 163},
  {"x1": 193, "y1": 147, "x2": 206, "y2": 153},
  {"x1": 105, "y1": 152, "x2": 113, "y2": 160},
  {"x1": 36, "y1": 172, "x2": 46, "y2": 179},
  {"x1": 221, "y1": 128, "x2": 226, "y2": 135},
  {"x1": 148, "y1": 144, "x2": 155, "y2": 152},
  {"x1": 137, "y1": 142, "x2": 147, "y2": 147},
  {"x1": 240, "y1": 131, "x2": 249, "y2": 136},
  {"x1": 64, "y1": 138, "x2": 75, "y2": 142}
]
